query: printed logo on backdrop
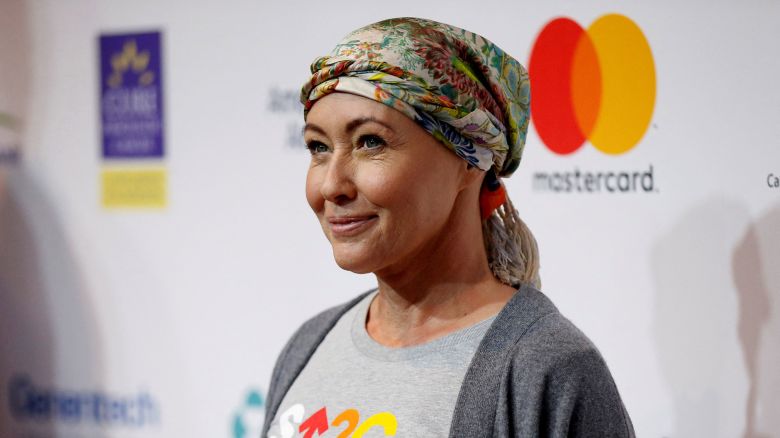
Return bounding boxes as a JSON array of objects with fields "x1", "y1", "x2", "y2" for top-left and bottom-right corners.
[
  {"x1": 231, "y1": 388, "x2": 265, "y2": 438},
  {"x1": 0, "y1": 111, "x2": 21, "y2": 164},
  {"x1": 98, "y1": 31, "x2": 168, "y2": 209},
  {"x1": 768, "y1": 173, "x2": 779, "y2": 189},
  {"x1": 528, "y1": 14, "x2": 658, "y2": 194},
  {"x1": 268, "y1": 87, "x2": 304, "y2": 148},
  {"x1": 100, "y1": 31, "x2": 165, "y2": 159},
  {"x1": 6, "y1": 374, "x2": 160, "y2": 429}
]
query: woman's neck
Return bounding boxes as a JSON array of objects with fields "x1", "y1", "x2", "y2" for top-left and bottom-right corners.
[
  {"x1": 367, "y1": 199, "x2": 517, "y2": 347},
  {"x1": 368, "y1": 277, "x2": 515, "y2": 348}
]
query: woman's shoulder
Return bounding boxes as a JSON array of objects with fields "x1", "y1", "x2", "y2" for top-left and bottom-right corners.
[
  {"x1": 479, "y1": 284, "x2": 635, "y2": 436},
  {"x1": 264, "y1": 289, "x2": 375, "y2": 424},
  {"x1": 280, "y1": 289, "x2": 375, "y2": 359},
  {"x1": 491, "y1": 284, "x2": 601, "y2": 365}
]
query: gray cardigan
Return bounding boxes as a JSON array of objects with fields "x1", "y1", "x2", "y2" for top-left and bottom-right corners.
[{"x1": 262, "y1": 285, "x2": 635, "y2": 437}]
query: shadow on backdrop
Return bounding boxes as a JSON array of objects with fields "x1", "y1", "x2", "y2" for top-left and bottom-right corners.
[
  {"x1": 653, "y1": 198, "x2": 780, "y2": 438},
  {"x1": 653, "y1": 198, "x2": 747, "y2": 438},
  {"x1": 732, "y1": 205, "x2": 780, "y2": 438},
  {"x1": 0, "y1": 167, "x2": 105, "y2": 436}
]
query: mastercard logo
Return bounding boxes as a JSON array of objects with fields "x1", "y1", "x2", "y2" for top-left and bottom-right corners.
[{"x1": 528, "y1": 14, "x2": 656, "y2": 155}]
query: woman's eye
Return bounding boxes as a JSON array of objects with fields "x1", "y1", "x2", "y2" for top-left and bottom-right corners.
[
  {"x1": 306, "y1": 141, "x2": 329, "y2": 154},
  {"x1": 360, "y1": 135, "x2": 385, "y2": 150}
]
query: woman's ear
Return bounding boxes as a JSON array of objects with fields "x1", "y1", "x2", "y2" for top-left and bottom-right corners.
[{"x1": 460, "y1": 163, "x2": 486, "y2": 191}]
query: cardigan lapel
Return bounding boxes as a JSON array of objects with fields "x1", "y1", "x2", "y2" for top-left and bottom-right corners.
[{"x1": 448, "y1": 284, "x2": 558, "y2": 437}]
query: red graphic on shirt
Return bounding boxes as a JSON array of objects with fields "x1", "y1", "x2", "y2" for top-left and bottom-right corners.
[
  {"x1": 299, "y1": 407, "x2": 329, "y2": 437},
  {"x1": 271, "y1": 404, "x2": 398, "y2": 437}
]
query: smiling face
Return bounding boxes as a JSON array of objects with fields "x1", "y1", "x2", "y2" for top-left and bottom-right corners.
[{"x1": 304, "y1": 92, "x2": 476, "y2": 276}]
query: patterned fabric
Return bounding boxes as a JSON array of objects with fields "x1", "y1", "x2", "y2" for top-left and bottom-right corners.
[{"x1": 300, "y1": 17, "x2": 530, "y2": 177}]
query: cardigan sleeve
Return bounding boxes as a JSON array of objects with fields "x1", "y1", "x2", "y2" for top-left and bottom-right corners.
[
  {"x1": 496, "y1": 314, "x2": 635, "y2": 437},
  {"x1": 264, "y1": 325, "x2": 301, "y2": 422}
]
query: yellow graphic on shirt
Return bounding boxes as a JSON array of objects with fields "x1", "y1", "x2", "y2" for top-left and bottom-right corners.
[
  {"x1": 353, "y1": 412, "x2": 397, "y2": 437},
  {"x1": 271, "y1": 404, "x2": 398, "y2": 437}
]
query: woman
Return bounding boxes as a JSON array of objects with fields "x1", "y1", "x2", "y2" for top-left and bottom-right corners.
[{"x1": 263, "y1": 17, "x2": 634, "y2": 437}]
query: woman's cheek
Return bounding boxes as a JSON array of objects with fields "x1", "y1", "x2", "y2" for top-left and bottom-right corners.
[
  {"x1": 355, "y1": 168, "x2": 396, "y2": 207},
  {"x1": 304, "y1": 168, "x2": 324, "y2": 212},
  {"x1": 365, "y1": 153, "x2": 422, "y2": 197}
]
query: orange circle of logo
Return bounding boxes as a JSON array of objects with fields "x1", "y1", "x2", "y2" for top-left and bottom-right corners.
[{"x1": 528, "y1": 14, "x2": 656, "y2": 155}]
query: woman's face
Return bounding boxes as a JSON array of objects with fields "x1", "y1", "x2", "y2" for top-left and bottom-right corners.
[{"x1": 304, "y1": 92, "x2": 472, "y2": 276}]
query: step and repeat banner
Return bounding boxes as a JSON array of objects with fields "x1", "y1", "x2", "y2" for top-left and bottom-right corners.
[{"x1": 1, "y1": 0, "x2": 778, "y2": 437}]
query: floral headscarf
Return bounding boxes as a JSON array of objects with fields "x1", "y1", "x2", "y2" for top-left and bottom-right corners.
[{"x1": 300, "y1": 17, "x2": 530, "y2": 178}]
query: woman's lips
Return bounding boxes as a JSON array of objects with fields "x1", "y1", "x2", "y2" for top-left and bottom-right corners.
[{"x1": 327, "y1": 215, "x2": 378, "y2": 237}]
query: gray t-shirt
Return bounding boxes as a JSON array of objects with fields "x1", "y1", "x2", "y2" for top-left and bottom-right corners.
[{"x1": 267, "y1": 291, "x2": 496, "y2": 438}]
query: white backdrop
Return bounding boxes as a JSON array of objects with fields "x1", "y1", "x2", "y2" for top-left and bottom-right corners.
[{"x1": 1, "y1": 0, "x2": 779, "y2": 437}]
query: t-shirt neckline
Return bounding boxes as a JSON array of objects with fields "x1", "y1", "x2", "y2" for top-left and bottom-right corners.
[{"x1": 350, "y1": 290, "x2": 498, "y2": 362}]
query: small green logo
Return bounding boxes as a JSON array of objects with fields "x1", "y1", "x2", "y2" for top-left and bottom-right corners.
[
  {"x1": 231, "y1": 388, "x2": 265, "y2": 438},
  {"x1": 0, "y1": 112, "x2": 19, "y2": 131}
]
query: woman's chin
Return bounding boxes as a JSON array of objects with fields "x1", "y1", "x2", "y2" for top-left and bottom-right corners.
[{"x1": 330, "y1": 247, "x2": 380, "y2": 274}]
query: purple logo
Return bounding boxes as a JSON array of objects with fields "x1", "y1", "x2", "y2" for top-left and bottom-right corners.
[{"x1": 99, "y1": 31, "x2": 164, "y2": 159}]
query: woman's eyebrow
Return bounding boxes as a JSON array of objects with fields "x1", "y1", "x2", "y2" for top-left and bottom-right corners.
[
  {"x1": 344, "y1": 116, "x2": 395, "y2": 134},
  {"x1": 302, "y1": 123, "x2": 326, "y2": 136},
  {"x1": 303, "y1": 116, "x2": 395, "y2": 136}
]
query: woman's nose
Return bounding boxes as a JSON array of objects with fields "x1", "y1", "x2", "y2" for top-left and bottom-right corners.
[{"x1": 319, "y1": 151, "x2": 357, "y2": 204}]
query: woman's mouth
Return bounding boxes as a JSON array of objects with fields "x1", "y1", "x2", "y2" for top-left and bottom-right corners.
[{"x1": 327, "y1": 215, "x2": 379, "y2": 237}]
